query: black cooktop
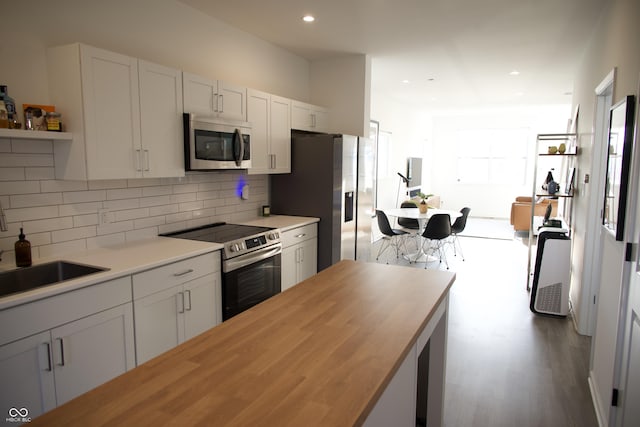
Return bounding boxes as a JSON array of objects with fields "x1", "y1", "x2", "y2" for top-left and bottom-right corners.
[{"x1": 161, "y1": 222, "x2": 272, "y2": 243}]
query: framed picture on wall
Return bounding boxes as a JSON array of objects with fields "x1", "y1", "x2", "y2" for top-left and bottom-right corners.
[{"x1": 603, "y1": 95, "x2": 636, "y2": 241}]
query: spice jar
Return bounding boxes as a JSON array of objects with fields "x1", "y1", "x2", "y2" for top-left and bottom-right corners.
[{"x1": 46, "y1": 111, "x2": 62, "y2": 132}]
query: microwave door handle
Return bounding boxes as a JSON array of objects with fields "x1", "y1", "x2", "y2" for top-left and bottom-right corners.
[{"x1": 233, "y1": 128, "x2": 243, "y2": 167}]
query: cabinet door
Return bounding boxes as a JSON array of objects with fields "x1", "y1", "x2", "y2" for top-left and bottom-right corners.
[
  {"x1": 270, "y1": 95, "x2": 291, "y2": 174},
  {"x1": 281, "y1": 244, "x2": 299, "y2": 292},
  {"x1": 183, "y1": 72, "x2": 216, "y2": 115},
  {"x1": 0, "y1": 331, "x2": 56, "y2": 418},
  {"x1": 312, "y1": 107, "x2": 329, "y2": 132},
  {"x1": 298, "y1": 237, "x2": 318, "y2": 283},
  {"x1": 80, "y1": 44, "x2": 141, "y2": 179},
  {"x1": 218, "y1": 81, "x2": 247, "y2": 121},
  {"x1": 139, "y1": 60, "x2": 185, "y2": 178},
  {"x1": 184, "y1": 273, "x2": 219, "y2": 341},
  {"x1": 291, "y1": 101, "x2": 313, "y2": 131},
  {"x1": 134, "y1": 286, "x2": 184, "y2": 365},
  {"x1": 247, "y1": 89, "x2": 270, "y2": 175},
  {"x1": 51, "y1": 303, "x2": 135, "y2": 405}
]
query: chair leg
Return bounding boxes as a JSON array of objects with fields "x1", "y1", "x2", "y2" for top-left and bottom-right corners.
[
  {"x1": 453, "y1": 234, "x2": 465, "y2": 261},
  {"x1": 376, "y1": 237, "x2": 391, "y2": 262}
]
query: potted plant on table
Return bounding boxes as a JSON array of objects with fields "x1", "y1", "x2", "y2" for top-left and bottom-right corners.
[{"x1": 417, "y1": 192, "x2": 434, "y2": 213}]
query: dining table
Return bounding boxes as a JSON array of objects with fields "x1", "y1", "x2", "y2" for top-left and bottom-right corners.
[{"x1": 383, "y1": 207, "x2": 463, "y2": 264}]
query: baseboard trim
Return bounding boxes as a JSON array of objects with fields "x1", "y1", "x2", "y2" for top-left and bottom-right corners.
[{"x1": 588, "y1": 373, "x2": 607, "y2": 427}]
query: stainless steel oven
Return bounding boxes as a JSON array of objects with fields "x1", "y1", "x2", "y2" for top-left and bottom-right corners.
[{"x1": 161, "y1": 223, "x2": 281, "y2": 321}]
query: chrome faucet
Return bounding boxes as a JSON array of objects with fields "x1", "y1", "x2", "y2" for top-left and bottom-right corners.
[{"x1": 0, "y1": 200, "x2": 7, "y2": 232}]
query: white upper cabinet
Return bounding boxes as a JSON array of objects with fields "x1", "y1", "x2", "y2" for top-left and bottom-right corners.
[
  {"x1": 47, "y1": 43, "x2": 184, "y2": 180},
  {"x1": 183, "y1": 72, "x2": 247, "y2": 121},
  {"x1": 247, "y1": 89, "x2": 291, "y2": 175},
  {"x1": 138, "y1": 60, "x2": 185, "y2": 178},
  {"x1": 291, "y1": 100, "x2": 329, "y2": 133}
]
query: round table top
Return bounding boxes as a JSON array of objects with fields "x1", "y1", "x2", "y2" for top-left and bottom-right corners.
[{"x1": 383, "y1": 207, "x2": 463, "y2": 220}]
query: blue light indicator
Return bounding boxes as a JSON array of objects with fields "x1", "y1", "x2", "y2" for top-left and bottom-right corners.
[{"x1": 235, "y1": 176, "x2": 246, "y2": 198}]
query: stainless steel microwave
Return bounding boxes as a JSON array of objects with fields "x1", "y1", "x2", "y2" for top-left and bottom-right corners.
[{"x1": 183, "y1": 113, "x2": 251, "y2": 170}]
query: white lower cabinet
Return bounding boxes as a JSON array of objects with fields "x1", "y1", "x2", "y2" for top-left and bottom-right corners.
[
  {"x1": 0, "y1": 301, "x2": 135, "y2": 419},
  {"x1": 133, "y1": 252, "x2": 221, "y2": 365},
  {"x1": 281, "y1": 223, "x2": 318, "y2": 291}
]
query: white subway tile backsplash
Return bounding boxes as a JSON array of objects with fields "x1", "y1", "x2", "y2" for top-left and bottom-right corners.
[
  {"x1": 0, "y1": 152, "x2": 269, "y2": 262},
  {"x1": 41, "y1": 180, "x2": 88, "y2": 193},
  {"x1": 0, "y1": 168, "x2": 25, "y2": 181},
  {"x1": 59, "y1": 202, "x2": 101, "y2": 216},
  {"x1": 142, "y1": 185, "x2": 172, "y2": 197},
  {"x1": 97, "y1": 220, "x2": 134, "y2": 236},
  {"x1": 0, "y1": 181, "x2": 40, "y2": 196},
  {"x1": 179, "y1": 201, "x2": 204, "y2": 212},
  {"x1": 149, "y1": 204, "x2": 179, "y2": 216},
  {"x1": 51, "y1": 226, "x2": 97, "y2": 243},
  {"x1": 102, "y1": 198, "x2": 140, "y2": 211},
  {"x1": 63, "y1": 190, "x2": 107, "y2": 204},
  {"x1": 11, "y1": 139, "x2": 53, "y2": 154},
  {"x1": 139, "y1": 195, "x2": 171, "y2": 208},
  {"x1": 0, "y1": 154, "x2": 54, "y2": 168},
  {"x1": 25, "y1": 167, "x2": 55, "y2": 180},
  {"x1": 21, "y1": 216, "x2": 73, "y2": 233},
  {"x1": 88, "y1": 179, "x2": 128, "y2": 190},
  {"x1": 114, "y1": 208, "x2": 149, "y2": 222},
  {"x1": 106, "y1": 188, "x2": 143, "y2": 200},
  {"x1": 5, "y1": 205, "x2": 59, "y2": 222},
  {"x1": 10, "y1": 192, "x2": 63, "y2": 208},
  {"x1": 73, "y1": 213, "x2": 99, "y2": 227},
  {"x1": 170, "y1": 193, "x2": 197, "y2": 204}
]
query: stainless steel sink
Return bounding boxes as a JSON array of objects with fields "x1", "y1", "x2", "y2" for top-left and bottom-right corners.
[{"x1": 0, "y1": 261, "x2": 109, "y2": 298}]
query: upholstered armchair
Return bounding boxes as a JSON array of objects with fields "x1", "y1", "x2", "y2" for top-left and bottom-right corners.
[{"x1": 510, "y1": 196, "x2": 558, "y2": 232}]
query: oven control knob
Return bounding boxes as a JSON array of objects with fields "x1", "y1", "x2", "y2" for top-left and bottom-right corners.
[
  {"x1": 268, "y1": 232, "x2": 279, "y2": 240},
  {"x1": 229, "y1": 243, "x2": 241, "y2": 252}
]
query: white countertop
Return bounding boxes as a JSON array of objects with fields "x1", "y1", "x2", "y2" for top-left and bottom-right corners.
[
  {"x1": 0, "y1": 237, "x2": 222, "y2": 310},
  {"x1": 241, "y1": 215, "x2": 319, "y2": 231}
]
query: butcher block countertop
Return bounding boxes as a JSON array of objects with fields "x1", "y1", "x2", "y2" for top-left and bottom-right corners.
[{"x1": 32, "y1": 260, "x2": 455, "y2": 427}]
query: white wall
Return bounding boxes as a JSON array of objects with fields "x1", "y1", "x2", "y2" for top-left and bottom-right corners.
[
  {"x1": 370, "y1": 94, "x2": 432, "y2": 211},
  {"x1": 429, "y1": 106, "x2": 571, "y2": 217},
  {"x1": 0, "y1": 0, "x2": 311, "y2": 117},
  {"x1": 310, "y1": 55, "x2": 371, "y2": 137},
  {"x1": 569, "y1": 0, "x2": 640, "y2": 423},
  {"x1": 0, "y1": 0, "x2": 313, "y2": 265}
]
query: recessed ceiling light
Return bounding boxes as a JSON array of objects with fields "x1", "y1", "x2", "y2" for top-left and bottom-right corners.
[
  {"x1": 302, "y1": 15, "x2": 315, "y2": 22},
  {"x1": 402, "y1": 79, "x2": 410, "y2": 84},
  {"x1": 509, "y1": 70, "x2": 520, "y2": 76},
  {"x1": 564, "y1": 91, "x2": 573, "y2": 96}
]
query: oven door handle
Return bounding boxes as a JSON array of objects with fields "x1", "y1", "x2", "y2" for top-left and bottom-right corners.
[{"x1": 224, "y1": 244, "x2": 282, "y2": 273}]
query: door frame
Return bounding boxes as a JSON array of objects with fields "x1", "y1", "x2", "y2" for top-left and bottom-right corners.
[{"x1": 580, "y1": 69, "x2": 616, "y2": 336}]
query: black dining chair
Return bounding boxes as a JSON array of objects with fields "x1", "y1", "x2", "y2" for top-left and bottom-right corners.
[
  {"x1": 375, "y1": 209, "x2": 408, "y2": 263},
  {"x1": 421, "y1": 213, "x2": 451, "y2": 269},
  {"x1": 450, "y1": 207, "x2": 471, "y2": 261},
  {"x1": 397, "y1": 201, "x2": 421, "y2": 250}
]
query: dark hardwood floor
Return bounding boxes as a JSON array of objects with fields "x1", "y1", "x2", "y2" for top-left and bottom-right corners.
[{"x1": 371, "y1": 232, "x2": 597, "y2": 427}]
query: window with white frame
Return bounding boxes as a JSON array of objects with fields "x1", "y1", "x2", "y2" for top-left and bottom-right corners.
[{"x1": 456, "y1": 128, "x2": 529, "y2": 185}]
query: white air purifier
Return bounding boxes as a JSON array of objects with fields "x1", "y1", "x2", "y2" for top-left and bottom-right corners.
[{"x1": 530, "y1": 229, "x2": 571, "y2": 316}]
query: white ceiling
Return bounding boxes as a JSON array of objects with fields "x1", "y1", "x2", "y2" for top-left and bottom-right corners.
[{"x1": 179, "y1": 0, "x2": 606, "y2": 111}]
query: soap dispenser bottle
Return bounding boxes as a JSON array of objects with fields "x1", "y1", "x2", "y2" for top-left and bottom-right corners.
[{"x1": 15, "y1": 228, "x2": 32, "y2": 267}]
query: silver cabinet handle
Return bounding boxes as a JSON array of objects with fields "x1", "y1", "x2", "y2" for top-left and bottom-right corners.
[
  {"x1": 44, "y1": 342, "x2": 52, "y2": 372},
  {"x1": 219, "y1": 94, "x2": 224, "y2": 113},
  {"x1": 144, "y1": 149, "x2": 150, "y2": 171},
  {"x1": 135, "y1": 149, "x2": 142, "y2": 171},
  {"x1": 185, "y1": 290, "x2": 192, "y2": 311},
  {"x1": 56, "y1": 338, "x2": 65, "y2": 366},
  {"x1": 295, "y1": 233, "x2": 306, "y2": 238},
  {"x1": 173, "y1": 269, "x2": 194, "y2": 277},
  {"x1": 178, "y1": 292, "x2": 185, "y2": 314},
  {"x1": 299, "y1": 247, "x2": 304, "y2": 263}
]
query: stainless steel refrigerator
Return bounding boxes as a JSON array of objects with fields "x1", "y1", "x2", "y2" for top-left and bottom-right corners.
[{"x1": 270, "y1": 133, "x2": 377, "y2": 271}]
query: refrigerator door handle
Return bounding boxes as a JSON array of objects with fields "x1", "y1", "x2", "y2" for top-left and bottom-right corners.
[{"x1": 344, "y1": 191, "x2": 354, "y2": 222}]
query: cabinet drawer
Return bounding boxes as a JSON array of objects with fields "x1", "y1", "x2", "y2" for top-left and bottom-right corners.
[
  {"x1": 0, "y1": 276, "x2": 132, "y2": 346},
  {"x1": 281, "y1": 224, "x2": 318, "y2": 248},
  {"x1": 132, "y1": 251, "x2": 220, "y2": 299}
]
